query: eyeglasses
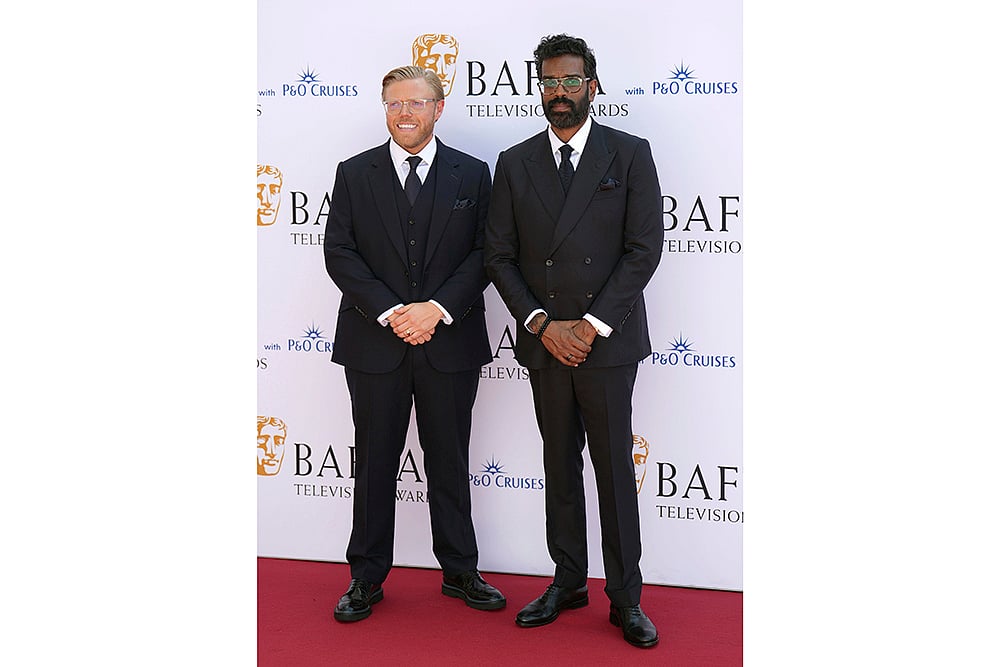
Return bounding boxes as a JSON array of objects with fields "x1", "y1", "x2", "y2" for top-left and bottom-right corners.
[
  {"x1": 537, "y1": 76, "x2": 591, "y2": 94},
  {"x1": 383, "y1": 98, "x2": 438, "y2": 115}
]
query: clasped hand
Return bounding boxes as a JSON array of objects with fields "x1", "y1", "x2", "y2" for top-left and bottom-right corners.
[
  {"x1": 387, "y1": 302, "x2": 441, "y2": 345},
  {"x1": 540, "y1": 319, "x2": 595, "y2": 367}
]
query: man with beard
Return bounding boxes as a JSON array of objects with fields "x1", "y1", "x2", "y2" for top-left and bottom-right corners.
[{"x1": 485, "y1": 34, "x2": 663, "y2": 649}]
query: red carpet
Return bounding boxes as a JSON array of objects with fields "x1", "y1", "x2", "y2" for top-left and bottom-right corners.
[{"x1": 258, "y1": 558, "x2": 742, "y2": 665}]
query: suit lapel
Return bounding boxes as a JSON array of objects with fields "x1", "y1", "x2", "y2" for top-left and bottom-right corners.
[
  {"x1": 425, "y1": 139, "x2": 462, "y2": 268},
  {"x1": 551, "y1": 122, "x2": 614, "y2": 252},
  {"x1": 367, "y1": 142, "x2": 407, "y2": 265},
  {"x1": 523, "y1": 131, "x2": 564, "y2": 231}
]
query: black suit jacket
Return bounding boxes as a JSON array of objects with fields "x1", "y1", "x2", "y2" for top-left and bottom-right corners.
[
  {"x1": 324, "y1": 139, "x2": 493, "y2": 374},
  {"x1": 485, "y1": 122, "x2": 663, "y2": 369}
]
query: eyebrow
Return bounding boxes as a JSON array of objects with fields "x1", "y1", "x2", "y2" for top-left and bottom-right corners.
[{"x1": 541, "y1": 73, "x2": 585, "y2": 79}]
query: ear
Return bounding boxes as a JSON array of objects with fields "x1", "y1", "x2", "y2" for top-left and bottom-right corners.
[
  {"x1": 588, "y1": 78, "x2": 598, "y2": 101},
  {"x1": 434, "y1": 99, "x2": 445, "y2": 121}
]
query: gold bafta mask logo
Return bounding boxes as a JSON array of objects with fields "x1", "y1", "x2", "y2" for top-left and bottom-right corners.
[
  {"x1": 412, "y1": 34, "x2": 459, "y2": 97},
  {"x1": 257, "y1": 164, "x2": 283, "y2": 226},
  {"x1": 632, "y1": 434, "x2": 650, "y2": 494},
  {"x1": 257, "y1": 416, "x2": 287, "y2": 476}
]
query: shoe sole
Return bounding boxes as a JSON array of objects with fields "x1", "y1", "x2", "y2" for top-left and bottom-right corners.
[
  {"x1": 609, "y1": 610, "x2": 660, "y2": 648},
  {"x1": 441, "y1": 583, "x2": 507, "y2": 611},
  {"x1": 514, "y1": 595, "x2": 589, "y2": 628},
  {"x1": 333, "y1": 588, "x2": 384, "y2": 622}
]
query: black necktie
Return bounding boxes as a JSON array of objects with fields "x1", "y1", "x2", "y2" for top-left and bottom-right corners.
[
  {"x1": 558, "y1": 144, "x2": 574, "y2": 193},
  {"x1": 404, "y1": 155, "x2": 422, "y2": 205}
]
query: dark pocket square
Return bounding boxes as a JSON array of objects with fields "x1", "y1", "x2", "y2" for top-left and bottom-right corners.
[
  {"x1": 598, "y1": 178, "x2": 621, "y2": 191},
  {"x1": 453, "y1": 198, "x2": 476, "y2": 209}
]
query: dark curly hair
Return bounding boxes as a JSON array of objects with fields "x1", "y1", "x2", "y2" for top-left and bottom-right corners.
[{"x1": 533, "y1": 34, "x2": 598, "y2": 82}]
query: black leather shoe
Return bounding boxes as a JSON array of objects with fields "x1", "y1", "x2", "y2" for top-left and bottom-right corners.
[
  {"x1": 609, "y1": 603, "x2": 659, "y2": 648},
  {"x1": 441, "y1": 570, "x2": 506, "y2": 611},
  {"x1": 514, "y1": 583, "x2": 589, "y2": 627},
  {"x1": 333, "y1": 578, "x2": 383, "y2": 622}
]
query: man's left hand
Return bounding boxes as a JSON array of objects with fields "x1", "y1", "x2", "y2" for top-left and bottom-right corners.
[{"x1": 388, "y1": 302, "x2": 443, "y2": 345}]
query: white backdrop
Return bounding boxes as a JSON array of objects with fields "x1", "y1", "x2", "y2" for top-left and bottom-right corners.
[{"x1": 258, "y1": 0, "x2": 742, "y2": 591}]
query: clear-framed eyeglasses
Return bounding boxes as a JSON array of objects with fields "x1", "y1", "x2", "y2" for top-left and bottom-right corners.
[{"x1": 383, "y1": 98, "x2": 438, "y2": 115}]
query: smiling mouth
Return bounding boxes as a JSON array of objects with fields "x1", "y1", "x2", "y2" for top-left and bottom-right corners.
[{"x1": 396, "y1": 122, "x2": 418, "y2": 130}]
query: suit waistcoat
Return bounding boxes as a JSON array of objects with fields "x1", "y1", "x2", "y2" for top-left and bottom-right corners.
[{"x1": 393, "y1": 157, "x2": 438, "y2": 302}]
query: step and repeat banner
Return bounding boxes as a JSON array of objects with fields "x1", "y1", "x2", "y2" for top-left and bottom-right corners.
[{"x1": 258, "y1": 0, "x2": 742, "y2": 591}]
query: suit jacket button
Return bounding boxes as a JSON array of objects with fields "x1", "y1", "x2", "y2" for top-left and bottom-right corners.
[
  {"x1": 548, "y1": 291, "x2": 556, "y2": 299},
  {"x1": 545, "y1": 259, "x2": 553, "y2": 267},
  {"x1": 586, "y1": 291, "x2": 593, "y2": 299},
  {"x1": 409, "y1": 239, "x2": 416, "y2": 246},
  {"x1": 410, "y1": 281, "x2": 417, "y2": 288},
  {"x1": 584, "y1": 257, "x2": 592, "y2": 264}
]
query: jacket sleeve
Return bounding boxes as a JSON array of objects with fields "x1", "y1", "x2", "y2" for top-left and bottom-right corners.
[
  {"x1": 485, "y1": 151, "x2": 543, "y2": 325},
  {"x1": 323, "y1": 161, "x2": 403, "y2": 321},
  {"x1": 588, "y1": 138, "x2": 663, "y2": 332}
]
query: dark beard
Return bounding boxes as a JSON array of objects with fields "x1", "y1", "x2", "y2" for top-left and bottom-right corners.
[{"x1": 544, "y1": 94, "x2": 590, "y2": 129}]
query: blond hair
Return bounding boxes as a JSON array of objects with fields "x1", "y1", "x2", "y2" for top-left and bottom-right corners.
[{"x1": 381, "y1": 65, "x2": 444, "y2": 101}]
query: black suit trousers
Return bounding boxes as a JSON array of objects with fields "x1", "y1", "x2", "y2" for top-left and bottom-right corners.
[
  {"x1": 528, "y1": 362, "x2": 643, "y2": 608},
  {"x1": 344, "y1": 345, "x2": 480, "y2": 584}
]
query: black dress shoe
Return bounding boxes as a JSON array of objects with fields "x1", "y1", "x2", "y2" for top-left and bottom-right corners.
[
  {"x1": 333, "y1": 578, "x2": 383, "y2": 622},
  {"x1": 609, "y1": 603, "x2": 659, "y2": 648},
  {"x1": 441, "y1": 570, "x2": 506, "y2": 611},
  {"x1": 514, "y1": 583, "x2": 589, "y2": 627}
]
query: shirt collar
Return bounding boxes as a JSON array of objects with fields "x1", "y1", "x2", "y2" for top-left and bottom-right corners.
[
  {"x1": 389, "y1": 136, "x2": 437, "y2": 169},
  {"x1": 547, "y1": 115, "x2": 592, "y2": 159}
]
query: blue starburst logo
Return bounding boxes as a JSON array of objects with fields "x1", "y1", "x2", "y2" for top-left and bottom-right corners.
[
  {"x1": 480, "y1": 457, "x2": 504, "y2": 474},
  {"x1": 297, "y1": 66, "x2": 320, "y2": 84},
  {"x1": 668, "y1": 334, "x2": 695, "y2": 353},
  {"x1": 302, "y1": 323, "x2": 326, "y2": 341},
  {"x1": 669, "y1": 62, "x2": 696, "y2": 82}
]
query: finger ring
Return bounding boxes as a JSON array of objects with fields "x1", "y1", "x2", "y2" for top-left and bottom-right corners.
[
  {"x1": 567, "y1": 354, "x2": 573, "y2": 360},
  {"x1": 406, "y1": 329, "x2": 412, "y2": 335}
]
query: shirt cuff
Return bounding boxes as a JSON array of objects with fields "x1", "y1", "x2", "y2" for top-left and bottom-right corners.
[
  {"x1": 524, "y1": 308, "x2": 546, "y2": 332},
  {"x1": 583, "y1": 313, "x2": 612, "y2": 338},
  {"x1": 429, "y1": 299, "x2": 452, "y2": 325},
  {"x1": 378, "y1": 304, "x2": 403, "y2": 326}
]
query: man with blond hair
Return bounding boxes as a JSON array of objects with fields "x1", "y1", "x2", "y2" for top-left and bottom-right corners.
[{"x1": 324, "y1": 65, "x2": 504, "y2": 622}]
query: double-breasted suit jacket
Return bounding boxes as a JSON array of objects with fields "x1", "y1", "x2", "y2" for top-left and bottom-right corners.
[{"x1": 485, "y1": 121, "x2": 663, "y2": 366}]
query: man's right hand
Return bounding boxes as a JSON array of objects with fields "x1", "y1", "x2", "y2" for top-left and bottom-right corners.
[{"x1": 540, "y1": 320, "x2": 591, "y2": 367}]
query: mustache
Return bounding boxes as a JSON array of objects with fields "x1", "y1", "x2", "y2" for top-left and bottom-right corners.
[{"x1": 546, "y1": 96, "x2": 576, "y2": 112}]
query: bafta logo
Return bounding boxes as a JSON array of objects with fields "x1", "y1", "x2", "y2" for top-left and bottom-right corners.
[
  {"x1": 257, "y1": 416, "x2": 287, "y2": 476},
  {"x1": 412, "y1": 34, "x2": 459, "y2": 97},
  {"x1": 257, "y1": 164, "x2": 283, "y2": 226},
  {"x1": 632, "y1": 434, "x2": 650, "y2": 494}
]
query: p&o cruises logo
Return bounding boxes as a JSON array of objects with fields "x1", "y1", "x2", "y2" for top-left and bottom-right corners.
[
  {"x1": 652, "y1": 61, "x2": 739, "y2": 97},
  {"x1": 470, "y1": 457, "x2": 543, "y2": 492},
  {"x1": 258, "y1": 323, "x2": 333, "y2": 357},
  {"x1": 287, "y1": 323, "x2": 333, "y2": 355},
  {"x1": 278, "y1": 66, "x2": 359, "y2": 99},
  {"x1": 644, "y1": 334, "x2": 738, "y2": 369}
]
